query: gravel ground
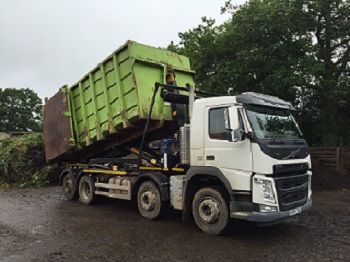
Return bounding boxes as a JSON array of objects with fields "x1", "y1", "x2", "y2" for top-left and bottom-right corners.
[{"x1": 0, "y1": 186, "x2": 349, "y2": 262}]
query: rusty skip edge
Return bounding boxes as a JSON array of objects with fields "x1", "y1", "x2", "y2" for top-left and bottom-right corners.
[{"x1": 43, "y1": 87, "x2": 73, "y2": 163}]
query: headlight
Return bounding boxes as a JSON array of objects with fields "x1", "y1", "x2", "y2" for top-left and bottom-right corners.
[{"x1": 254, "y1": 178, "x2": 276, "y2": 204}]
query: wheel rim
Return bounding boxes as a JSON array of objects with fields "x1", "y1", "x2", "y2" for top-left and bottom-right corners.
[
  {"x1": 63, "y1": 176, "x2": 73, "y2": 194},
  {"x1": 81, "y1": 181, "x2": 91, "y2": 200},
  {"x1": 198, "y1": 198, "x2": 220, "y2": 224},
  {"x1": 140, "y1": 190, "x2": 156, "y2": 211}
]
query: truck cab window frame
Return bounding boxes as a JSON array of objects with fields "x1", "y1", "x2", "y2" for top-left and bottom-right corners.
[{"x1": 209, "y1": 107, "x2": 231, "y2": 141}]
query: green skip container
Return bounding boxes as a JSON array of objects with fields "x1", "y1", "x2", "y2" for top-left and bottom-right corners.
[{"x1": 43, "y1": 40, "x2": 195, "y2": 163}]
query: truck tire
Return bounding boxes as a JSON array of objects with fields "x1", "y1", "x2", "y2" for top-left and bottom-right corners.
[
  {"x1": 137, "y1": 181, "x2": 164, "y2": 220},
  {"x1": 62, "y1": 173, "x2": 78, "y2": 201},
  {"x1": 79, "y1": 175, "x2": 95, "y2": 205},
  {"x1": 192, "y1": 187, "x2": 229, "y2": 235}
]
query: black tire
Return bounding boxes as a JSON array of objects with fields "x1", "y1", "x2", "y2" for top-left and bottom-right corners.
[
  {"x1": 192, "y1": 187, "x2": 229, "y2": 235},
  {"x1": 79, "y1": 175, "x2": 95, "y2": 205},
  {"x1": 62, "y1": 172, "x2": 78, "y2": 201},
  {"x1": 137, "y1": 181, "x2": 164, "y2": 220}
]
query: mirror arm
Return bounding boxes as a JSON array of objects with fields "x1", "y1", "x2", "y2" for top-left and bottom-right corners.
[{"x1": 246, "y1": 131, "x2": 253, "y2": 140}]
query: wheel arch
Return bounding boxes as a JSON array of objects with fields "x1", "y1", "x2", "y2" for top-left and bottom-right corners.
[
  {"x1": 182, "y1": 166, "x2": 232, "y2": 221},
  {"x1": 59, "y1": 168, "x2": 77, "y2": 186},
  {"x1": 76, "y1": 169, "x2": 90, "y2": 185},
  {"x1": 133, "y1": 172, "x2": 170, "y2": 202}
]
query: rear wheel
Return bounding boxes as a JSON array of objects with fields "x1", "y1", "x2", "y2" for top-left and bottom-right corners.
[
  {"x1": 192, "y1": 187, "x2": 229, "y2": 235},
  {"x1": 137, "y1": 181, "x2": 164, "y2": 220},
  {"x1": 62, "y1": 172, "x2": 78, "y2": 201},
  {"x1": 79, "y1": 175, "x2": 95, "y2": 205}
]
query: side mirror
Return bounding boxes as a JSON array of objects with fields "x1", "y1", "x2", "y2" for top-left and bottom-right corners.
[{"x1": 232, "y1": 128, "x2": 246, "y2": 142}]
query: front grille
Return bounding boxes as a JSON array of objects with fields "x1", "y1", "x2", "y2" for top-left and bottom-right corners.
[
  {"x1": 273, "y1": 163, "x2": 308, "y2": 176},
  {"x1": 275, "y1": 174, "x2": 308, "y2": 211}
]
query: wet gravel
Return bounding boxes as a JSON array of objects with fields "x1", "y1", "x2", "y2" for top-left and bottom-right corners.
[{"x1": 0, "y1": 186, "x2": 349, "y2": 262}]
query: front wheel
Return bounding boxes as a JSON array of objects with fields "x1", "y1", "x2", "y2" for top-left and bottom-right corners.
[
  {"x1": 192, "y1": 187, "x2": 229, "y2": 235},
  {"x1": 79, "y1": 175, "x2": 95, "y2": 205},
  {"x1": 137, "y1": 181, "x2": 164, "y2": 220}
]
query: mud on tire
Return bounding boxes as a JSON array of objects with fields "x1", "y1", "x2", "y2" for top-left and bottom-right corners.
[
  {"x1": 137, "y1": 181, "x2": 165, "y2": 220},
  {"x1": 79, "y1": 175, "x2": 95, "y2": 205},
  {"x1": 62, "y1": 172, "x2": 78, "y2": 201},
  {"x1": 192, "y1": 187, "x2": 229, "y2": 235}
]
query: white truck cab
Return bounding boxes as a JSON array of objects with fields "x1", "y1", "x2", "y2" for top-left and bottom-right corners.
[{"x1": 182, "y1": 92, "x2": 312, "y2": 233}]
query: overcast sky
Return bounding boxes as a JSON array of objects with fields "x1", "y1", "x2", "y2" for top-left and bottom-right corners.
[{"x1": 0, "y1": 0, "x2": 245, "y2": 101}]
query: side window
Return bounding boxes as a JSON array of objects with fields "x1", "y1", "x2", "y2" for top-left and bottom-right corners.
[{"x1": 209, "y1": 108, "x2": 231, "y2": 140}]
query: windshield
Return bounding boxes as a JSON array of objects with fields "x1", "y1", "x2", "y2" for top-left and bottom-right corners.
[{"x1": 246, "y1": 105, "x2": 303, "y2": 140}]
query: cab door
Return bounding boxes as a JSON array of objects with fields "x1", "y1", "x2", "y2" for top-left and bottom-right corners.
[{"x1": 204, "y1": 106, "x2": 253, "y2": 189}]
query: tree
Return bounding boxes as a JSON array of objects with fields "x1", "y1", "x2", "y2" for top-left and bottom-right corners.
[
  {"x1": 168, "y1": 17, "x2": 226, "y2": 94},
  {"x1": 223, "y1": 0, "x2": 350, "y2": 145},
  {"x1": 0, "y1": 88, "x2": 42, "y2": 132},
  {"x1": 169, "y1": 0, "x2": 350, "y2": 145}
]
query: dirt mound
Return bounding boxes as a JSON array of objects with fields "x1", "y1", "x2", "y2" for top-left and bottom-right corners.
[
  {"x1": 0, "y1": 133, "x2": 59, "y2": 188},
  {"x1": 311, "y1": 157, "x2": 350, "y2": 191}
]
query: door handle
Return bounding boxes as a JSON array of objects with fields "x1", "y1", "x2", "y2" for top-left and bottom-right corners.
[{"x1": 206, "y1": 155, "x2": 215, "y2": 161}]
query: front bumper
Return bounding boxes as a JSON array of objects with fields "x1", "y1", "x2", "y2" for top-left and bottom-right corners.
[{"x1": 230, "y1": 200, "x2": 312, "y2": 223}]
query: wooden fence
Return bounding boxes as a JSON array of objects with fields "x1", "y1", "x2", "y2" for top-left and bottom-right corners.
[{"x1": 310, "y1": 147, "x2": 350, "y2": 176}]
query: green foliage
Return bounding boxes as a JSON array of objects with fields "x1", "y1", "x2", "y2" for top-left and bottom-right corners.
[
  {"x1": 168, "y1": 17, "x2": 227, "y2": 94},
  {"x1": 0, "y1": 133, "x2": 59, "y2": 188},
  {"x1": 0, "y1": 88, "x2": 42, "y2": 132},
  {"x1": 169, "y1": 0, "x2": 350, "y2": 146}
]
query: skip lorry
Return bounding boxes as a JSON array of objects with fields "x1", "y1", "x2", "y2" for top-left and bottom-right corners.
[{"x1": 43, "y1": 41, "x2": 312, "y2": 234}]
